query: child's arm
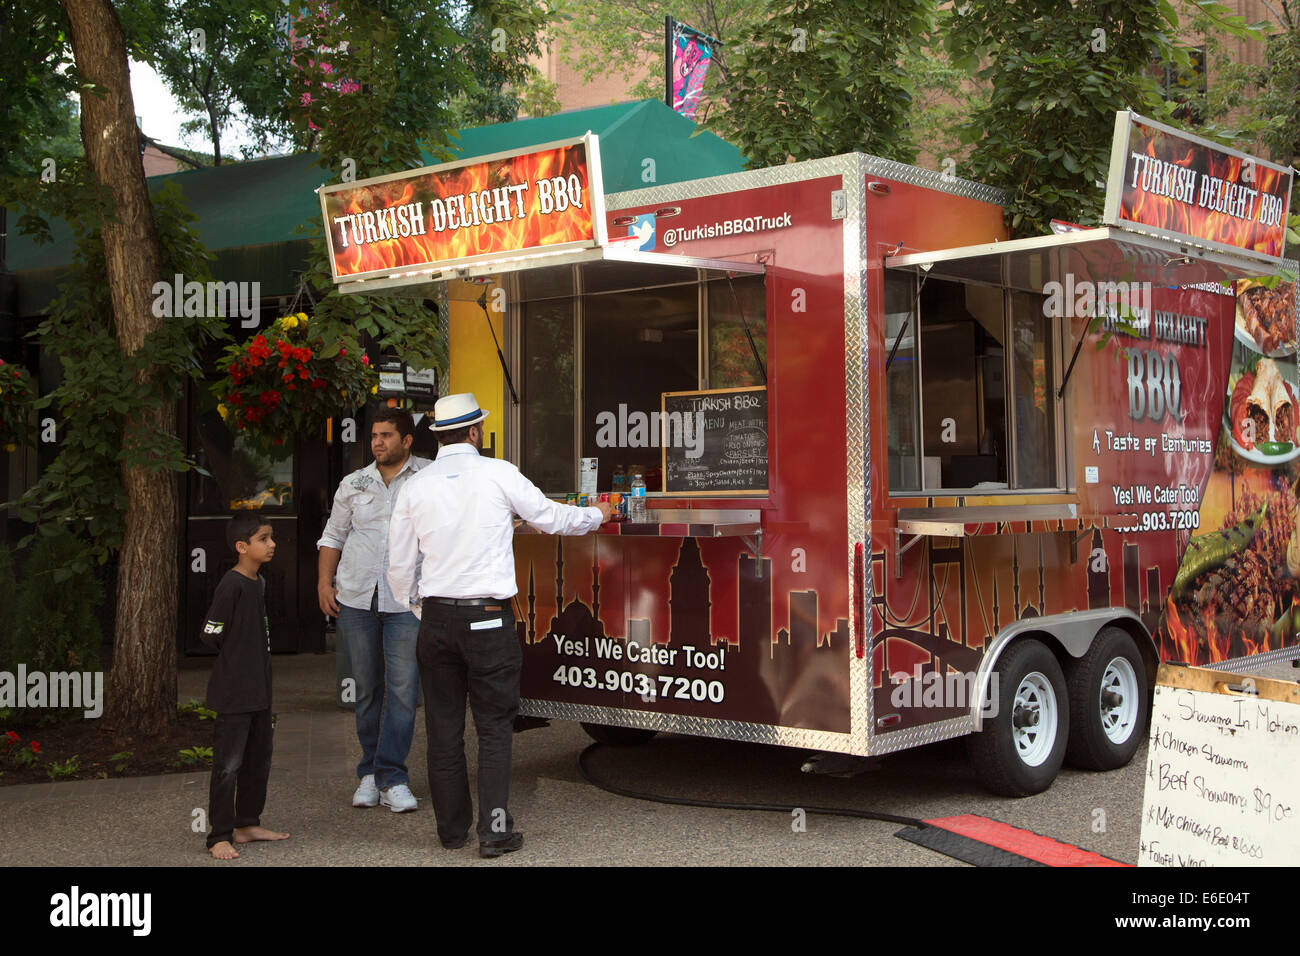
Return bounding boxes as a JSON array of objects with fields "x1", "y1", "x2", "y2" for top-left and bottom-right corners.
[{"x1": 200, "y1": 574, "x2": 239, "y2": 650}]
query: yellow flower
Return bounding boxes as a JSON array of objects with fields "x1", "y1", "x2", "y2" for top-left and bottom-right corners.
[
  {"x1": 217, "y1": 404, "x2": 229, "y2": 420},
  {"x1": 282, "y1": 316, "x2": 299, "y2": 330},
  {"x1": 370, "y1": 385, "x2": 379, "y2": 395},
  {"x1": 3, "y1": 443, "x2": 14, "y2": 453},
  {"x1": 297, "y1": 312, "x2": 308, "y2": 323}
]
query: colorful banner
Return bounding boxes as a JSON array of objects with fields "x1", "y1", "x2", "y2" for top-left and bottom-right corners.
[
  {"x1": 669, "y1": 19, "x2": 714, "y2": 120},
  {"x1": 319, "y1": 135, "x2": 605, "y2": 282},
  {"x1": 1103, "y1": 111, "x2": 1292, "y2": 262}
]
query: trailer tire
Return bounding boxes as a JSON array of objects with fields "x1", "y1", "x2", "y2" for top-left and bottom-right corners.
[
  {"x1": 967, "y1": 639, "x2": 1068, "y2": 797},
  {"x1": 580, "y1": 722, "x2": 658, "y2": 746},
  {"x1": 1064, "y1": 627, "x2": 1147, "y2": 771}
]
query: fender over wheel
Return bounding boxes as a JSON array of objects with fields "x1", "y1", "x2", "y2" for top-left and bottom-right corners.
[
  {"x1": 968, "y1": 638, "x2": 1069, "y2": 797},
  {"x1": 1064, "y1": 627, "x2": 1148, "y2": 771},
  {"x1": 581, "y1": 722, "x2": 658, "y2": 746}
]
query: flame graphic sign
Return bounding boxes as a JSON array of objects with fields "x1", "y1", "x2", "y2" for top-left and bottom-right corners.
[
  {"x1": 1103, "y1": 111, "x2": 1292, "y2": 262},
  {"x1": 319, "y1": 134, "x2": 605, "y2": 282}
]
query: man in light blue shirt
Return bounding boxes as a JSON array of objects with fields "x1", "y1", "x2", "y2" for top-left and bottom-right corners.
[{"x1": 318, "y1": 407, "x2": 428, "y2": 812}]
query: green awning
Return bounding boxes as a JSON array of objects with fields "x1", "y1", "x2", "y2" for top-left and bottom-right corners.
[{"x1": 6, "y1": 100, "x2": 747, "y2": 316}]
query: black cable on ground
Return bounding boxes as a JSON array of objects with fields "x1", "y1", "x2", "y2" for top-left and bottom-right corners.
[{"x1": 578, "y1": 742, "x2": 929, "y2": 829}]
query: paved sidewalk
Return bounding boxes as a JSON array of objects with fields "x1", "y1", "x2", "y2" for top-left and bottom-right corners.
[{"x1": 2, "y1": 653, "x2": 1296, "y2": 867}]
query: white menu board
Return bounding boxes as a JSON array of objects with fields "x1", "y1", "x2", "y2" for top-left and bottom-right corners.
[{"x1": 1139, "y1": 664, "x2": 1300, "y2": 866}]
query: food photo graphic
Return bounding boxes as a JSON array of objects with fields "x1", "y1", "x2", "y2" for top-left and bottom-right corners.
[{"x1": 1162, "y1": 279, "x2": 1300, "y2": 662}]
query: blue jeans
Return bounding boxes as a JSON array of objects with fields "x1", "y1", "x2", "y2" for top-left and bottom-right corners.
[{"x1": 336, "y1": 599, "x2": 420, "y2": 789}]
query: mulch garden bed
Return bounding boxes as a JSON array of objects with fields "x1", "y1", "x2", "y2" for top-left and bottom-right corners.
[{"x1": 0, "y1": 707, "x2": 215, "y2": 787}]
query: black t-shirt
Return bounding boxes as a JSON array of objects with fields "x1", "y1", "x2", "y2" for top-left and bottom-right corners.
[{"x1": 200, "y1": 569, "x2": 272, "y2": 713}]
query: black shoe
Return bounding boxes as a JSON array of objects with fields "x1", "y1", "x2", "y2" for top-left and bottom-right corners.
[
  {"x1": 479, "y1": 832, "x2": 524, "y2": 858},
  {"x1": 440, "y1": 835, "x2": 467, "y2": 850},
  {"x1": 512, "y1": 715, "x2": 550, "y2": 733}
]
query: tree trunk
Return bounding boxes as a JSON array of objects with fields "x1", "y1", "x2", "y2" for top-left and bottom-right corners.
[{"x1": 61, "y1": 0, "x2": 176, "y2": 738}]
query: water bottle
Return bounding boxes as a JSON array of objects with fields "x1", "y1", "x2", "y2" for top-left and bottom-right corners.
[
  {"x1": 612, "y1": 464, "x2": 627, "y2": 495},
  {"x1": 629, "y1": 469, "x2": 647, "y2": 522}
]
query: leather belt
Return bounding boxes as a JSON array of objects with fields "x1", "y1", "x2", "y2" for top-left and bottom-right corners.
[{"x1": 424, "y1": 596, "x2": 500, "y2": 606}]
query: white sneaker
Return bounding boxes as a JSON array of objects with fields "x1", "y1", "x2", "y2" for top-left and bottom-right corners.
[
  {"x1": 380, "y1": 783, "x2": 418, "y2": 812},
  {"x1": 352, "y1": 774, "x2": 379, "y2": 808}
]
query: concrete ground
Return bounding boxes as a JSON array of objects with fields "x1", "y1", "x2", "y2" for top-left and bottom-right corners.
[{"x1": 1, "y1": 652, "x2": 1295, "y2": 867}]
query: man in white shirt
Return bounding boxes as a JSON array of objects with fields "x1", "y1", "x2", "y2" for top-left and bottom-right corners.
[
  {"x1": 388, "y1": 393, "x2": 610, "y2": 857},
  {"x1": 318, "y1": 407, "x2": 429, "y2": 812}
]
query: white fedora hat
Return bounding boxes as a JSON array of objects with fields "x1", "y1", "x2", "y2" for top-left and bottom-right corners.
[{"x1": 431, "y1": 392, "x2": 489, "y2": 431}]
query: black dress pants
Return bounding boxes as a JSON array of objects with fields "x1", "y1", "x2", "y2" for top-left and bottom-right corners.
[
  {"x1": 207, "y1": 708, "x2": 274, "y2": 848},
  {"x1": 417, "y1": 599, "x2": 521, "y2": 845}
]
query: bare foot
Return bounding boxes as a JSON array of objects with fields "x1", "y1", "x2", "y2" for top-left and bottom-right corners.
[
  {"x1": 209, "y1": 841, "x2": 239, "y2": 860},
  {"x1": 234, "y1": 825, "x2": 290, "y2": 844}
]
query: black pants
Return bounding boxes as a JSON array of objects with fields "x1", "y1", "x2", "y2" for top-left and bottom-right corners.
[
  {"x1": 417, "y1": 599, "x2": 521, "y2": 845},
  {"x1": 207, "y1": 708, "x2": 274, "y2": 848}
]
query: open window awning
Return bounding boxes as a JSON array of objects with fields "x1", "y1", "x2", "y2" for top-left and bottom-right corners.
[
  {"x1": 885, "y1": 225, "x2": 1286, "y2": 291},
  {"x1": 337, "y1": 244, "x2": 766, "y2": 300}
]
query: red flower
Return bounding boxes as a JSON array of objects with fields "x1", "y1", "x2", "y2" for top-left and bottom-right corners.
[
  {"x1": 361, "y1": 355, "x2": 370, "y2": 366},
  {"x1": 298, "y1": 369, "x2": 310, "y2": 380},
  {"x1": 339, "y1": 348, "x2": 346, "y2": 357},
  {"x1": 311, "y1": 378, "x2": 327, "y2": 389},
  {"x1": 287, "y1": 383, "x2": 296, "y2": 391},
  {"x1": 259, "y1": 390, "x2": 281, "y2": 407},
  {"x1": 282, "y1": 372, "x2": 294, "y2": 383},
  {"x1": 30, "y1": 741, "x2": 40, "y2": 754},
  {"x1": 228, "y1": 393, "x2": 243, "y2": 407}
]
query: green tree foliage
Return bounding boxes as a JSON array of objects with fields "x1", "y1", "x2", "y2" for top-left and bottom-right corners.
[
  {"x1": 702, "y1": 0, "x2": 932, "y2": 167},
  {"x1": 120, "y1": 0, "x2": 291, "y2": 164},
  {"x1": 281, "y1": 0, "x2": 550, "y2": 375},
  {"x1": 549, "y1": 0, "x2": 762, "y2": 118},
  {"x1": 944, "y1": 0, "x2": 1200, "y2": 237},
  {"x1": 8, "y1": 179, "x2": 224, "y2": 573},
  {"x1": 0, "y1": 0, "x2": 81, "y2": 181},
  {"x1": 2, "y1": 532, "x2": 104, "y2": 678}
]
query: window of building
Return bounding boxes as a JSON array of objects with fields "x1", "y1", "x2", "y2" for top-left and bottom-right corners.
[{"x1": 885, "y1": 272, "x2": 1063, "y2": 494}]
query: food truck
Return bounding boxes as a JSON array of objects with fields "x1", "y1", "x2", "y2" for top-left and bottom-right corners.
[{"x1": 319, "y1": 111, "x2": 1297, "y2": 795}]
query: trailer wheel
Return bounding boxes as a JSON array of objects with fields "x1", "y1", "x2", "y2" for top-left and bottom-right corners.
[
  {"x1": 1064, "y1": 627, "x2": 1147, "y2": 771},
  {"x1": 968, "y1": 639, "x2": 1068, "y2": 797},
  {"x1": 580, "y1": 722, "x2": 658, "y2": 746}
]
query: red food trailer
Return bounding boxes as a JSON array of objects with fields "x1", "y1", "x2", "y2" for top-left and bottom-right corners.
[{"x1": 319, "y1": 113, "x2": 1297, "y2": 795}]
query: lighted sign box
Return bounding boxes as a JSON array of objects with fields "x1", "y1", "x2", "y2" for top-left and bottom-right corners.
[
  {"x1": 319, "y1": 133, "x2": 608, "y2": 283},
  {"x1": 1103, "y1": 111, "x2": 1293, "y2": 263}
]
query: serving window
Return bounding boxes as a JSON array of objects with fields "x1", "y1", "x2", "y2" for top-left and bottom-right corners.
[
  {"x1": 885, "y1": 271, "x2": 1064, "y2": 494},
  {"x1": 512, "y1": 263, "x2": 767, "y2": 495}
]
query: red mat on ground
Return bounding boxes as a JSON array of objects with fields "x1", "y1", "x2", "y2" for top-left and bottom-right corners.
[{"x1": 923, "y1": 814, "x2": 1130, "y2": 867}]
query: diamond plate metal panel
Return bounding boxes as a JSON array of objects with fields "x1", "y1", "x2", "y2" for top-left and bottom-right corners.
[
  {"x1": 521, "y1": 698, "x2": 857, "y2": 753},
  {"x1": 846, "y1": 157, "x2": 872, "y2": 755},
  {"x1": 608, "y1": 154, "x2": 874, "y2": 211},
  {"x1": 1218, "y1": 646, "x2": 1300, "y2": 673},
  {"x1": 868, "y1": 714, "x2": 977, "y2": 756},
  {"x1": 859, "y1": 155, "x2": 1009, "y2": 206}
]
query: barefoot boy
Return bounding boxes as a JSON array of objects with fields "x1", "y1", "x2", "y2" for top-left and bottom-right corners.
[{"x1": 200, "y1": 514, "x2": 289, "y2": 860}]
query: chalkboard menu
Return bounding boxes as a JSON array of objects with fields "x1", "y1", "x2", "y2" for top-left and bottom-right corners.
[
  {"x1": 1138, "y1": 664, "x2": 1300, "y2": 867},
  {"x1": 661, "y1": 386, "x2": 768, "y2": 496}
]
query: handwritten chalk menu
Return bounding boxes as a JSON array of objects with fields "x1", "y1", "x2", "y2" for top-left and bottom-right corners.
[
  {"x1": 1138, "y1": 664, "x2": 1300, "y2": 867},
  {"x1": 661, "y1": 386, "x2": 768, "y2": 496}
]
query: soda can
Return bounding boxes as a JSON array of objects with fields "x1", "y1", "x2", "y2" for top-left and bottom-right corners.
[
  {"x1": 578, "y1": 494, "x2": 589, "y2": 507},
  {"x1": 566, "y1": 494, "x2": 577, "y2": 506},
  {"x1": 598, "y1": 493, "x2": 610, "y2": 502},
  {"x1": 610, "y1": 493, "x2": 623, "y2": 519}
]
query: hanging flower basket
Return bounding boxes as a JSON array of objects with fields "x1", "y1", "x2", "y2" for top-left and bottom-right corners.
[
  {"x1": 211, "y1": 313, "x2": 377, "y2": 457},
  {"x1": 0, "y1": 358, "x2": 35, "y2": 453}
]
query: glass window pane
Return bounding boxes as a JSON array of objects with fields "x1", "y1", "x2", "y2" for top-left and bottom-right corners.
[
  {"x1": 919, "y1": 279, "x2": 1007, "y2": 490},
  {"x1": 583, "y1": 283, "x2": 699, "y2": 492},
  {"x1": 708, "y1": 275, "x2": 766, "y2": 388},
  {"x1": 521, "y1": 268, "x2": 575, "y2": 494},
  {"x1": 189, "y1": 386, "x2": 294, "y2": 514},
  {"x1": 884, "y1": 271, "x2": 920, "y2": 492},
  {"x1": 1010, "y1": 291, "x2": 1057, "y2": 488}
]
